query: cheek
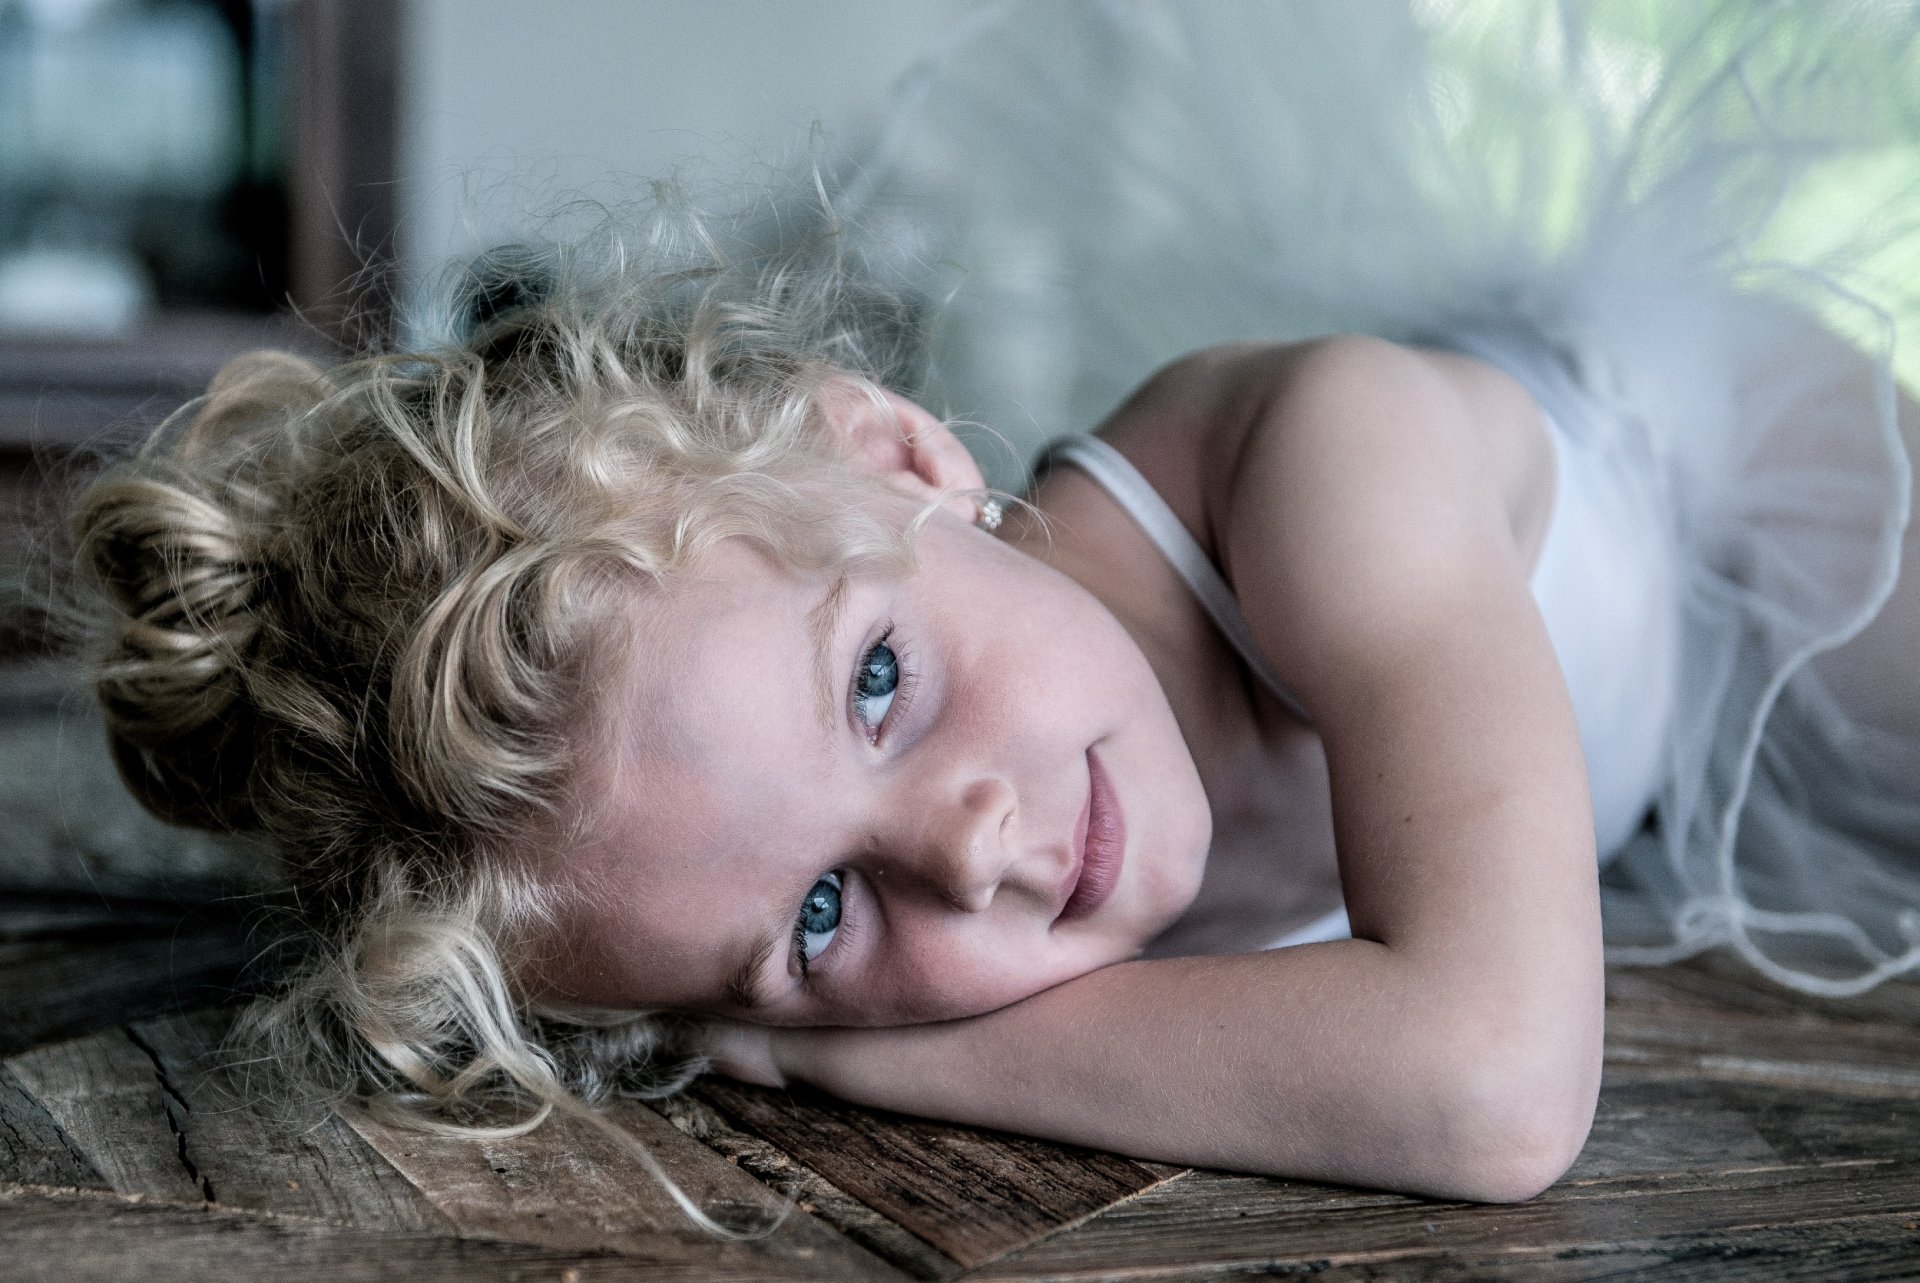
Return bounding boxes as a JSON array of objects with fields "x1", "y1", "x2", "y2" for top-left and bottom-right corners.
[
  {"x1": 849, "y1": 922, "x2": 1121, "y2": 1026},
  {"x1": 847, "y1": 937, "x2": 1038, "y2": 1025}
]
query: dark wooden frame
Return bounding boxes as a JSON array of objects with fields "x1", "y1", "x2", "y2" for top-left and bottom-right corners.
[
  {"x1": 289, "y1": 0, "x2": 402, "y2": 347},
  {"x1": 0, "y1": 0, "x2": 402, "y2": 454}
]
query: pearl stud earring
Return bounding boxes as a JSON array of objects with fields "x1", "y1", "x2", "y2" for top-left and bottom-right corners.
[{"x1": 975, "y1": 497, "x2": 1005, "y2": 532}]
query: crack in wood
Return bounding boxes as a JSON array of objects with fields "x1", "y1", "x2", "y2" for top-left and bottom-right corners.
[
  {"x1": 122, "y1": 1026, "x2": 216, "y2": 1205},
  {"x1": 651, "y1": 1090, "x2": 957, "y2": 1280}
]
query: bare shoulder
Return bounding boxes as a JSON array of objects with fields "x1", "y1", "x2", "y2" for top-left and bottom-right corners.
[
  {"x1": 1200, "y1": 335, "x2": 1563, "y2": 723},
  {"x1": 1109, "y1": 335, "x2": 1542, "y2": 531},
  {"x1": 1099, "y1": 334, "x2": 1560, "y2": 692},
  {"x1": 1097, "y1": 334, "x2": 1577, "y2": 803},
  {"x1": 1097, "y1": 336, "x2": 1471, "y2": 534}
]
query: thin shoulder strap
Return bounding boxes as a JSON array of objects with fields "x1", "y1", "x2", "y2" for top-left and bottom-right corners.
[{"x1": 1037, "y1": 435, "x2": 1311, "y2": 722}]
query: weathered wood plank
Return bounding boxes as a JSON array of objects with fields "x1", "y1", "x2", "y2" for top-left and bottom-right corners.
[
  {"x1": 693, "y1": 1080, "x2": 1174, "y2": 1270},
  {"x1": 0, "y1": 1184, "x2": 741, "y2": 1283},
  {"x1": 347, "y1": 1094, "x2": 904, "y2": 1278},
  {"x1": 118, "y1": 1008, "x2": 454, "y2": 1230},
  {"x1": 1608, "y1": 954, "x2": 1920, "y2": 1028},
  {"x1": 14, "y1": 1180, "x2": 1906, "y2": 1283},
  {"x1": 1581, "y1": 1075, "x2": 1920, "y2": 1175},
  {"x1": 1568, "y1": 1104, "x2": 1776, "y2": 1184},
  {"x1": 977, "y1": 1213, "x2": 1920, "y2": 1282},
  {"x1": 0, "y1": 934, "x2": 1910, "y2": 1281},
  {"x1": 976, "y1": 1160, "x2": 1920, "y2": 1278},
  {"x1": 0, "y1": 1061, "x2": 107, "y2": 1191},
  {"x1": 5, "y1": 1026, "x2": 206, "y2": 1202},
  {"x1": 653, "y1": 1088, "x2": 958, "y2": 1281},
  {"x1": 1605, "y1": 992, "x2": 1920, "y2": 1098},
  {"x1": 1406, "y1": 1214, "x2": 1920, "y2": 1283},
  {"x1": 0, "y1": 926, "x2": 258, "y2": 1056}
]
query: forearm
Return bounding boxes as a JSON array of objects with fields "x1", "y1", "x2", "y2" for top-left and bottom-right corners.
[{"x1": 765, "y1": 935, "x2": 1601, "y2": 1202}]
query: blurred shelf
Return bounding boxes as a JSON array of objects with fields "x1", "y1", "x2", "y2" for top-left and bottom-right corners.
[{"x1": 0, "y1": 311, "x2": 325, "y2": 452}]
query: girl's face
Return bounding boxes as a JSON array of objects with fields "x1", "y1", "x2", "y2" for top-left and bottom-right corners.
[{"x1": 539, "y1": 498, "x2": 1212, "y2": 1027}]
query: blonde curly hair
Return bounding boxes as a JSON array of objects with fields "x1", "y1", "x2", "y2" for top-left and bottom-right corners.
[{"x1": 69, "y1": 209, "x2": 936, "y2": 1225}]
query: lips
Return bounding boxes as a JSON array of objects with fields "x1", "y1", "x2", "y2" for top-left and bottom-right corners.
[{"x1": 1057, "y1": 747, "x2": 1124, "y2": 923}]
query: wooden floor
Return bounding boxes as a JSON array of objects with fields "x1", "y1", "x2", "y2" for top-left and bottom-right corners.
[{"x1": 4, "y1": 892, "x2": 1920, "y2": 1282}]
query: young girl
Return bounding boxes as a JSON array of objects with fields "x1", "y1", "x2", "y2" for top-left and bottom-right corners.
[{"x1": 67, "y1": 0, "x2": 1920, "y2": 1209}]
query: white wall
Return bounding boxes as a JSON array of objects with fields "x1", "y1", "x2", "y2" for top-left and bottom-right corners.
[{"x1": 399, "y1": 0, "x2": 980, "y2": 295}]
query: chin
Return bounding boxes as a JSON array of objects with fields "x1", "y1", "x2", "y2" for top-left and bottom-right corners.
[{"x1": 1152, "y1": 801, "x2": 1214, "y2": 925}]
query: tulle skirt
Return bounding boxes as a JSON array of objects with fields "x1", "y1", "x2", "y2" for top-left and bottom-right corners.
[{"x1": 841, "y1": 0, "x2": 1920, "y2": 994}]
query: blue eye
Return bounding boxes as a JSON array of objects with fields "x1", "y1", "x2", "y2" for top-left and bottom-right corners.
[
  {"x1": 854, "y1": 635, "x2": 900, "y2": 729},
  {"x1": 794, "y1": 871, "x2": 842, "y2": 970}
]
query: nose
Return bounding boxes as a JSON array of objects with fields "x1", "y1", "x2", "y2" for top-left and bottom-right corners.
[{"x1": 901, "y1": 775, "x2": 1017, "y2": 912}]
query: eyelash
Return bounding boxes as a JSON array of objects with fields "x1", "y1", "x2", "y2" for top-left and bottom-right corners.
[
  {"x1": 851, "y1": 624, "x2": 919, "y2": 743},
  {"x1": 791, "y1": 906, "x2": 814, "y2": 975},
  {"x1": 793, "y1": 875, "x2": 861, "y2": 979}
]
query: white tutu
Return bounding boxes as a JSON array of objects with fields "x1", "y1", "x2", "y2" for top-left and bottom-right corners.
[{"x1": 840, "y1": 0, "x2": 1920, "y2": 994}]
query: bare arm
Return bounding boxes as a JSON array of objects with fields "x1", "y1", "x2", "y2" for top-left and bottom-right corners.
[{"x1": 711, "y1": 337, "x2": 1604, "y2": 1202}]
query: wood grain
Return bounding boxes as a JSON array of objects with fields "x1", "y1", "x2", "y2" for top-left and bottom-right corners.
[
  {"x1": 6, "y1": 1026, "x2": 208, "y2": 1203},
  {"x1": 0, "y1": 1185, "x2": 734, "y2": 1283},
  {"x1": 2, "y1": 945, "x2": 1916, "y2": 1281},
  {"x1": 653, "y1": 1087, "x2": 958, "y2": 1281},
  {"x1": 1606, "y1": 991, "x2": 1920, "y2": 1097},
  {"x1": 0, "y1": 926, "x2": 258, "y2": 1057},
  {"x1": 694, "y1": 1079, "x2": 1176, "y2": 1270},
  {"x1": 1582, "y1": 1075, "x2": 1920, "y2": 1173},
  {"x1": 116, "y1": 1009, "x2": 454, "y2": 1229},
  {"x1": 990, "y1": 1214, "x2": 1920, "y2": 1282},
  {"x1": 0, "y1": 1061, "x2": 107, "y2": 1191},
  {"x1": 974, "y1": 1159, "x2": 1920, "y2": 1279},
  {"x1": 346, "y1": 1093, "x2": 904, "y2": 1278},
  {"x1": 1607, "y1": 954, "x2": 1920, "y2": 1026}
]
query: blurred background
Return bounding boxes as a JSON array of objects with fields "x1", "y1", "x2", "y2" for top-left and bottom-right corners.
[
  {"x1": 0, "y1": 0, "x2": 977, "y2": 452},
  {"x1": 2, "y1": 0, "x2": 1916, "y2": 594},
  {"x1": 0, "y1": 0, "x2": 980, "y2": 662}
]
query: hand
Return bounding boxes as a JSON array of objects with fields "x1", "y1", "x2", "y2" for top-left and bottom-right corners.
[{"x1": 698, "y1": 1019, "x2": 787, "y2": 1088}]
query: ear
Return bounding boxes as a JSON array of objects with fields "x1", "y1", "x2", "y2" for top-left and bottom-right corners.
[{"x1": 822, "y1": 381, "x2": 988, "y2": 522}]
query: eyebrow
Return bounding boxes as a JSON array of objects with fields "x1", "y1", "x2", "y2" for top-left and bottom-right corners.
[
  {"x1": 808, "y1": 574, "x2": 851, "y2": 736},
  {"x1": 724, "y1": 921, "x2": 784, "y2": 1011}
]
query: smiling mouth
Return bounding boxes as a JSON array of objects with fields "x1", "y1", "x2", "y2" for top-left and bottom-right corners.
[{"x1": 1058, "y1": 747, "x2": 1124, "y2": 923}]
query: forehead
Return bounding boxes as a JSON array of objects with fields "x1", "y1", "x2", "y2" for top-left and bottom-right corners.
[{"x1": 624, "y1": 542, "x2": 835, "y2": 755}]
